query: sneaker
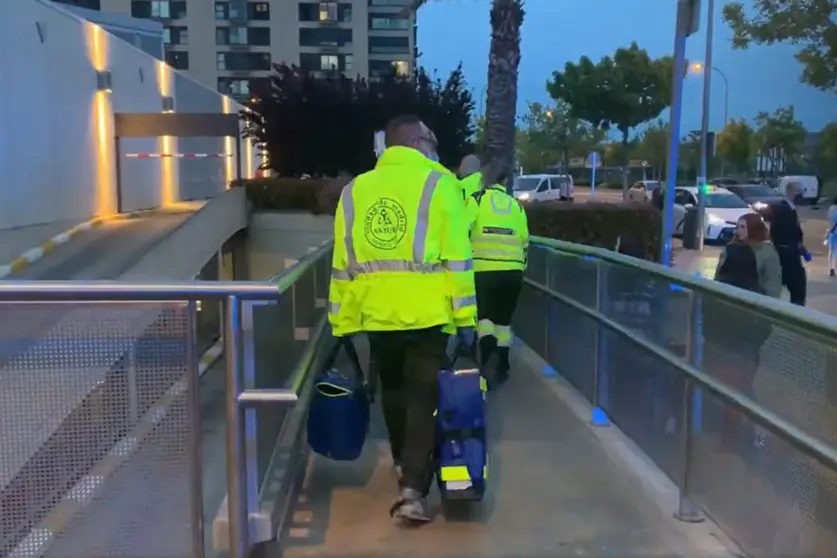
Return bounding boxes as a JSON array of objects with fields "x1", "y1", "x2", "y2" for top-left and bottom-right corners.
[
  {"x1": 390, "y1": 488, "x2": 431, "y2": 524},
  {"x1": 830, "y1": 269, "x2": 835, "y2": 277}
]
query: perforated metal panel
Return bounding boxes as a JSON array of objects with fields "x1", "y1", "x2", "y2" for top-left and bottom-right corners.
[
  {"x1": 0, "y1": 302, "x2": 200, "y2": 558},
  {"x1": 517, "y1": 244, "x2": 837, "y2": 556}
]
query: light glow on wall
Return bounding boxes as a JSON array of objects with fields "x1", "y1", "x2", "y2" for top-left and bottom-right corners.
[
  {"x1": 86, "y1": 23, "x2": 116, "y2": 216},
  {"x1": 222, "y1": 96, "x2": 235, "y2": 187},
  {"x1": 245, "y1": 139, "x2": 254, "y2": 178},
  {"x1": 156, "y1": 61, "x2": 177, "y2": 205}
]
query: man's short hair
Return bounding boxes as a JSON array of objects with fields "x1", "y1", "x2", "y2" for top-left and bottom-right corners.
[{"x1": 384, "y1": 114, "x2": 423, "y2": 147}]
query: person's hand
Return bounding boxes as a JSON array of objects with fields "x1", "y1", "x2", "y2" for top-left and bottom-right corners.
[{"x1": 456, "y1": 326, "x2": 476, "y2": 348}]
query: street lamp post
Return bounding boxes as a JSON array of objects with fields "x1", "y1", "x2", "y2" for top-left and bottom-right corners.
[
  {"x1": 694, "y1": 0, "x2": 716, "y2": 252},
  {"x1": 690, "y1": 62, "x2": 730, "y2": 175}
]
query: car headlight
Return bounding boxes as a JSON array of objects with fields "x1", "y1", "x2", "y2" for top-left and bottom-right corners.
[
  {"x1": 706, "y1": 213, "x2": 725, "y2": 226},
  {"x1": 752, "y1": 201, "x2": 767, "y2": 210},
  {"x1": 517, "y1": 192, "x2": 530, "y2": 201}
]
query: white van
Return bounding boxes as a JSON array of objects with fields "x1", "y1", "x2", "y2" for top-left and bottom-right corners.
[
  {"x1": 512, "y1": 174, "x2": 574, "y2": 202},
  {"x1": 776, "y1": 175, "x2": 820, "y2": 204}
]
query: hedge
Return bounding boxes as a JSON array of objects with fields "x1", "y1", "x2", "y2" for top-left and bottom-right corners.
[
  {"x1": 236, "y1": 178, "x2": 661, "y2": 261},
  {"x1": 525, "y1": 201, "x2": 661, "y2": 261}
]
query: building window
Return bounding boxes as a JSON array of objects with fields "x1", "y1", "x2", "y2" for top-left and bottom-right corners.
[
  {"x1": 218, "y1": 78, "x2": 251, "y2": 96},
  {"x1": 369, "y1": 14, "x2": 410, "y2": 30},
  {"x1": 216, "y1": 26, "x2": 271, "y2": 46},
  {"x1": 214, "y1": 1, "x2": 229, "y2": 19},
  {"x1": 300, "y1": 53, "x2": 352, "y2": 72},
  {"x1": 298, "y1": 27, "x2": 352, "y2": 47},
  {"x1": 368, "y1": 35, "x2": 409, "y2": 54},
  {"x1": 249, "y1": 2, "x2": 270, "y2": 20},
  {"x1": 131, "y1": 0, "x2": 186, "y2": 19},
  {"x1": 216, "y1": 52, "x2": 272, "y2": 71},
  {"x1": 164, "y1": 26, "x2": 188, "y2": 45},
  {"x1": 166, "y1": 50, "x2": 189, "y2": 69},
  {"x1": 368, "y1": 0, "x2": 411, "y2": 5},
  {"x1": 370, "y1": 59, "x2": 410, "y2": 77},
  {"x1": 298, "y1": 2, "x2": 351, "y2": 22}
]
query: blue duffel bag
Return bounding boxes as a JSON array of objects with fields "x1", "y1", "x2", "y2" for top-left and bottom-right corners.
[
  {"x1": 435, "y1": 348, "x2": 488, "y2": 501},
  {"x1": 307, "y1": 336, "x2": 376, "y2": 461}
]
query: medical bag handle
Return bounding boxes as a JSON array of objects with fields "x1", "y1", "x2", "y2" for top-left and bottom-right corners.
[{"x1": 322, "y1": 336, "x2": 376, "y2": 403}]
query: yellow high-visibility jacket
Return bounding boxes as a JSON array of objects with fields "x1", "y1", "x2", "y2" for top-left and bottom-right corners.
[
  {"x1": 465, "y1": 185, "x2": 529, "y2": 272},
  {"x1": 329, "y1": 146, "x2": 477, "y2": 336},
  {"x1": 460, "y1": 172, "x2": 482, "y2": 201}
]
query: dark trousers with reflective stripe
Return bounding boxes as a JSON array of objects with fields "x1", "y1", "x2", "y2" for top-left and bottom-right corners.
[
  {"x1": 368, "y1": 326, "x2": 448, "y2": 495},
  {"x1": 475, "y1": 269, "x2": 523, "y2": 372}
]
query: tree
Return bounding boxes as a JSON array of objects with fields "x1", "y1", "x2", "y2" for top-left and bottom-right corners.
[
  {"x1": 632, "y1": 119, "x2": 670, "y2": 178},
  {"x1": 814, "y1": 122, "x2": 837, "y2": 179},
  {"x1": 679, "y1": 131, "x2": 702, "y2": 178},
  {"x1": 404, "y1": 0, "x2": 525, "y2": 190},
  {"x1": 517, "y1": 101, "x2": 604, "y2": 172},
  {"x1": 547, "y1": 42, "x2": 673, "y2": 197},
  {"x1": 753, "y1": 106, "x2": 808, "y2": 175},
  {"x1": 242, "y1": 63, "x2": 475, "y2": 177},
  {"x1": 723, "y1": 0, "x2": 837, "y2": 92},
  {"x1": 716, "y1": 118, "x2": 756, "y2": 174}
]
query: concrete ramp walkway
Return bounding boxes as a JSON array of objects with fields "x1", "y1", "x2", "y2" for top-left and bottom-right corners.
[{"x1": 263, "y1": 339, "x2": 731, "y2": 558}]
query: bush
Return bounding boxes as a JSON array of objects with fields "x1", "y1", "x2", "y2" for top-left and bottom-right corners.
[
  {"x1": 526, "y1": 201, "x2": 662, "y2": 261},
  {"x1": 237, "y1": 179, "x2": 661, "y2": 261},
  {"x1": 234, "y1": 177, "x2": 347, "y2": 215},
  {"x1": 573, "y1": 179, "x2": 624, "y2": 189}
]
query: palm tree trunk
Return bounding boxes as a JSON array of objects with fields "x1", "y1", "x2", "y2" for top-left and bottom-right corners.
[{"x1": 485, "y1": 0, "x2": 525, "y2": 193}]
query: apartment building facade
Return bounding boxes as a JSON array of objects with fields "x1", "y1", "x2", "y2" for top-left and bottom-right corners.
[{"x1": 54, "y1": 0, "x2": 417, "y2": 101}]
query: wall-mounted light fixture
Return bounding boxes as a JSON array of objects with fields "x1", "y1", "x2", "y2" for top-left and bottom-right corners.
[
  {"x1": 96, "y1": 70, "x2": 112, "y2": 93},
  {"x1": 161, "y1": 96, "x2": 175, "y2": 113}
]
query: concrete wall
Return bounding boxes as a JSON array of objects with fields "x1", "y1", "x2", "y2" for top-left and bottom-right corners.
[
  {"x1": 247, "y1": 212, "x2": 334, "y2": 279},
  {"x1": 60, "y1": 4, "x2": 164, "y2": 59},
  {"x1": 0, "y1": 0, "x2": 260, "y2": 230}
]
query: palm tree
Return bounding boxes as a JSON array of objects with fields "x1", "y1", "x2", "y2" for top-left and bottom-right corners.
[{"x1": 404, "y1": 0, "x2": 525, "y2": 188}]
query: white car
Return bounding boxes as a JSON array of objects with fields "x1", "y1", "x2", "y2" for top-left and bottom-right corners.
[
  {"x1": 673, "y1": 186, "x2": 756, "y2": 243},
  {"x1": 512, "y1": 174, "x2": 574, "y2": 203}
]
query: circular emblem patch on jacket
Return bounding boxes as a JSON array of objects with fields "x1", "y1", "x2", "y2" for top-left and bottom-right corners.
[{"x1": 365, "y1": 198, "x2": 407, "y2": 250}]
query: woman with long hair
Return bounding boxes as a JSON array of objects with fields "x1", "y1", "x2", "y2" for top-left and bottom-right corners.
[{"x1": 708, "y1": 213, "x2": 782, "y2": 450}]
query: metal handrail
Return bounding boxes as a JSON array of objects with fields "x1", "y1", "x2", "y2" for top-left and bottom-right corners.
[
  {"x1": 530, "y1": 235, "x2": 837, "y2": 340},
  {"x1": 524, "y1": 275, "x2": 837, "y2": 472},
  {"x1": 0, "y1": 242, "x2": 333, "y2": 302}
]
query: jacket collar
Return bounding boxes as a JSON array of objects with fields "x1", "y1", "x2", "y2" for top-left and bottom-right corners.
[{"x1": 376, "y1": 146, "x2": 455, "y2": 177}]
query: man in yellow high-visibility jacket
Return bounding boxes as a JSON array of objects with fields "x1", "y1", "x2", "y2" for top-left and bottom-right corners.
[
  {"x1": 329, "y1": 114, "x2": 476, "y2": 523},
  {"x1": 465, "y1": 162, "x2": 529, "y2": 388},
  {"x1": 458, "y1": 154, "x2": 482, "y2": 201}
]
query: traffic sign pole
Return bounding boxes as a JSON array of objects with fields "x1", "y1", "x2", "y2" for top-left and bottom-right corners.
[
  {"x1": 587, "y1": 151, "x2": 599, "y2": 199},
  {"x1": 662, "y1": 0, "x2": 698, "y2": 265}
]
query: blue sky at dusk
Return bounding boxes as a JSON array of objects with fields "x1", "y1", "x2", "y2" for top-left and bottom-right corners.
[{"x1": 416, "y1": 0, "x2": 837, "y2": 135}]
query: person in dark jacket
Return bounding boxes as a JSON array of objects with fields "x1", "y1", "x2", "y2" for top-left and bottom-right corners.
[{"x1": 769, "y1": 182, "x2": 807, "y2": 305}]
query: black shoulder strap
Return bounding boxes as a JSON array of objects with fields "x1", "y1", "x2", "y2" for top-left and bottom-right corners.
[
  {"x1": 321, "y1": 337, "x2": 376, "y2": 402},
  {"x1": 472, "y1": 190, "x2": 487, "y2": 206}
]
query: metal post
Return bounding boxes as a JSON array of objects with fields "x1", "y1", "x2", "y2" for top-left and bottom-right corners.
[
  {"x1": 241, "y1": 301, "x2": 261, "y2": 519},
  {"x1": 695, "y1": 0, "x2": 716, "y2": 251},
  {"x1": 187, "y1": 300, "x2": 206, "y2": 558},
  {"x1": 675, "y1": 290, "x2": 704, "y2": 523},
  {"x1": 591, "y1": 260, "x2": 603, "y2": 415},
  {"x1": 224, "y1": 295, "x2": 250, "y2": 558},
  {"x1": 543, "y1": 248, "x2": 551, "y2": 357},
  {"x1": 661, "y1": 9, "x2": 689, "y2": 265},
  {"x1": 717, "y1": 68, "x2": 730, "y2": 177}
]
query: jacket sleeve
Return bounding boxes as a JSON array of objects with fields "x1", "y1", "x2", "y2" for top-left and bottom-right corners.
[
  {"x1": 518, "y1": 201, "x2": 530, "y2": 269},
  {"x1": 758, "y1": 244, "x2": 784, "y2": 298},
  {"x1": 438, "y1": 175, "x2": 477, "y2": 328},
  {"x1": 328, "y1": 188, "x2": 350, "y2": 332}
]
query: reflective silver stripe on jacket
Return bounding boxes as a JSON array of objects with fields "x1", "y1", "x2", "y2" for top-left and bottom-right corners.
[{"x1": 333, "y1": 170, "x2": 473, "y2": 280}]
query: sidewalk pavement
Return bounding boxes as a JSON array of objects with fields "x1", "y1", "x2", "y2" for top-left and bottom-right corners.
[{"x1": 674, "y1": 247, "x2": 837, "y2": 316}]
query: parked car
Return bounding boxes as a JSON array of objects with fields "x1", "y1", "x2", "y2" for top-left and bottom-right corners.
[
  {"x1": 672, "y1": 186, "x2": 757, "y2": 243},
  {"x1": 724, "y1": 184, "x2": 785, "y2": 216},
  {"x1": 627, "y1": 180, "x2": 663, "y2": 202},
  {"x1": 776, "y1": 175, "x2": 820, "y2": 205},
  {"x1": 512, "y1": 174, "x2": 574, "y2": 202}
]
